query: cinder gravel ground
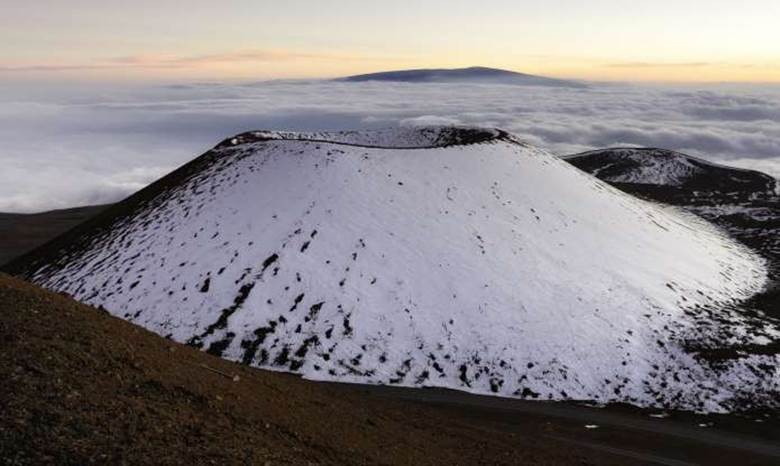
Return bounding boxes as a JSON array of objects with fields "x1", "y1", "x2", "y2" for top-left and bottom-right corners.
[{"x1": 0, "y1": 273, "x2": 615, "y2": 466}]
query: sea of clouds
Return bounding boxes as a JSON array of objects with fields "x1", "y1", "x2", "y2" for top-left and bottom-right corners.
[{"x1": 1, "y1": 79, "x2": 779, "y2": 212}]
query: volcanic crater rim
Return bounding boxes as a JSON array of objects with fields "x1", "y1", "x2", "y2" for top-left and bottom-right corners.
[{"x1": 215, "y1": 126, "x2": 511, "y2": 150}]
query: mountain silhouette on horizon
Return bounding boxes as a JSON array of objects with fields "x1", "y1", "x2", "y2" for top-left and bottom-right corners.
[{"x1": 337, "y1": 66, "x2": 587, "y2": 88}]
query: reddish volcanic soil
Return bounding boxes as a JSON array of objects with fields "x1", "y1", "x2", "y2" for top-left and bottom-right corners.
[{"x1": 0, "y1": 273, "x2": 621, "y2": 466}]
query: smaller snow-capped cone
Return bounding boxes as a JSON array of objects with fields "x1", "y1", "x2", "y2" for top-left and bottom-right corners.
[
  {"x1": 6, "y1": 127, "x2": 777, "y2": 413},
  {"x1": 565, "y1": 147, "x2": 777, "y2": 193}
]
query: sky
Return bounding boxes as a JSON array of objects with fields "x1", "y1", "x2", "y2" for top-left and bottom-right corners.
[{"x1": 3, "y1": 0, "x2": 780, "y2": 83}]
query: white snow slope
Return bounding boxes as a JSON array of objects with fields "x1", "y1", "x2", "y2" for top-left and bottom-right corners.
[{"x1": 23, "y1": 127, "x2": 779, "y2": 412}]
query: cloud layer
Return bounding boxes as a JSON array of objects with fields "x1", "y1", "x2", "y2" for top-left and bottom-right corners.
[{"x1": 1, "y1": 80, "x2": 779, "y2": 212}]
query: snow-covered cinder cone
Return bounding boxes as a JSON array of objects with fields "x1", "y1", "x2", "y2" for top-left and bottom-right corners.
[
  {"x1": 564, "y1": 147, "x2": 777, "y2": 192},
  {"x1": 9, "y1": 127, "x2": 778, "y2": 412}
]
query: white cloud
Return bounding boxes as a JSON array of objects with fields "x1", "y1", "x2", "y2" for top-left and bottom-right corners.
[
  {"x1": 1, "y1": 80, "x2": 779, "y2": 212},
  {"x1": 400, "y1": 115, "x2": 462, "y2": 127}
]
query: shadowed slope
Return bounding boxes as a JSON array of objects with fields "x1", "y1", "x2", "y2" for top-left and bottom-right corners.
[{"x1": 0, "y1": 205, "x2": 108, "y2": 266}]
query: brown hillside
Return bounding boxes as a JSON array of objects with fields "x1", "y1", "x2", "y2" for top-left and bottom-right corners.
[
  {"x1": 0, "y1": 273, "x2": 609, "y2": 466},
  {"x1": 0, "y1": 206, "x2": 107, "y2": 267}
]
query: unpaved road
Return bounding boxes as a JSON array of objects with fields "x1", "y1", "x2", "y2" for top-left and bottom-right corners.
[{"x1": 334, "y1": 383, "x2": 780, "y2": 466}]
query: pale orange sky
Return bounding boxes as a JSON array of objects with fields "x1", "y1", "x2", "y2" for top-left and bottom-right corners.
[{"x1": 2, "y1": 1, "x2": 780, "y2": 83}]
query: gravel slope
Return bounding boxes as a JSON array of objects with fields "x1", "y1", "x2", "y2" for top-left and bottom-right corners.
[{"x1": 0, "y1": 272, "x2": 616, "y2": 466}]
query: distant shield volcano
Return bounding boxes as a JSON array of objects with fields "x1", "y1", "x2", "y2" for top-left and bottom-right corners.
[
  {"x1": 337, "y1": 66, "x2": 587, "y2": 87},
  {"x1": 6, "y1": 127, "x2": 777, "y2": 412}
]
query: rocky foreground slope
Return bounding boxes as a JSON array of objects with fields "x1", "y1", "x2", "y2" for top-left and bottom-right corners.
[
  {"x1": 3, "y1": 272, "x2": 618, "y2": 465},
  {"x1": 5, "y1": 127, "x2": 778, "y2": 412}
]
